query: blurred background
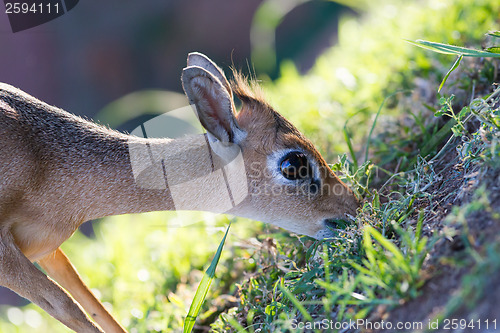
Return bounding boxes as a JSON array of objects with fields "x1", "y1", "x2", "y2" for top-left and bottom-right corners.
[
  {"x1": 0, "y1": 0, "x2": 498, "y2": 331},
  {"x1": 0, "y1": 0, "x2": 349, "y2": 122}
]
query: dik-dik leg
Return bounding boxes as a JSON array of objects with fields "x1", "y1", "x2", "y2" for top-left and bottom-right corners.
[
  {"x1": 39, "y1": 248, "x2": 127, "y2": 333},
  {"x1": 0, "y1": 229, "x2": 102, "y2": 333}
]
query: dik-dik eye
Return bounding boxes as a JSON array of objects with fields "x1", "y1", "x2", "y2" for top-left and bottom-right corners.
[{"x1": 280, "y1": 152, "x2": 312, "y2": 180}]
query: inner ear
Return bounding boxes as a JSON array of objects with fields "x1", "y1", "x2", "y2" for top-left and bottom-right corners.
[
  {"x1": 186, "y1": 52, "x2": 232, "y2": 97},
  {"x1": 182, "y1": 66, "x2": 245, "y2": 144}
]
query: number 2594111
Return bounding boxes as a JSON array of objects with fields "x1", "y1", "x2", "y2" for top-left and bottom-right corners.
[{"x1": 5, "y1": 2, "x2": 60, "y2": 14}]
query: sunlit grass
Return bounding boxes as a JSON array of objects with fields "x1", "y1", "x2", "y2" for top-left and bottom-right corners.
[
  {"x1": 0, "y1": 212, "x2": 261, "y2": 332},
  {"x1": 184, "y1": 223, "x2": 231, "y2": 333},
  {"x1": 215, "y1": 85, "x2": 499, "y2": 332}
]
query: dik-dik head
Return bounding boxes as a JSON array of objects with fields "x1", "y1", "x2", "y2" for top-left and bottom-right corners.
[{"x1": 180, "y1": 53, "x2": 359, "y2": 239}]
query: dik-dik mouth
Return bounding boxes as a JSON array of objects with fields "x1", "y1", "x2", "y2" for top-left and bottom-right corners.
[
  {"x1": 314, "y1": 217, "x2": 353, "y2": 240},
  {"x1": 323, "y1": 218, "x2": 339, "y2": 230},
  {"x1": 324, "y1": 217, "x2": 352, "y2": 230}
]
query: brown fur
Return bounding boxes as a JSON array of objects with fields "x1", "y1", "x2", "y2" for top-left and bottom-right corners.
[{"x1": 0, "y1": 54, "x2": 358, "y2": 333}]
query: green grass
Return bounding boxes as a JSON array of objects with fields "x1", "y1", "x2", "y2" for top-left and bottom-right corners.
[
  {"x1": 184, "y1": 223, "x2": 231, "y2": 333},
  {"x1": 0, "y1": 214, "x2": 259, "y2": 332},
  {"x1": 408, "y1": 30, "x2": 500, "y2": 92},
  {"x1": 211, "y1": 85, "x2": 499, "y2": 332}
]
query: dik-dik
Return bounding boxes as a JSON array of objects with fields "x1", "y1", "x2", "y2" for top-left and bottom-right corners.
[{"x1": 0, "y1": 53, "x2": 358, "y2": 332}]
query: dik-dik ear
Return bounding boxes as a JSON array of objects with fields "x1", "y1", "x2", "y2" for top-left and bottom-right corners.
[
  {"x1": 182, "y1": 66, "x2": 246, "y2": 144},
  {"x1": 186, "y1": 52, "x2": 232, "y2": 97}
]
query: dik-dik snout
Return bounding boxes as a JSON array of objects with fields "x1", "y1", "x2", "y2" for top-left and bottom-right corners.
[{"x1": 244, "y1": 149, "x2": 359, "y2": 240}]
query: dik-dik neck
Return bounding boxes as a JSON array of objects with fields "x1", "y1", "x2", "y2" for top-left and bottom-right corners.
[
  {"x1": 69, "y1": 132, "x2": 245, "y2": 221},
  {"x1": 2, "y1": 83, "x2": 248, "y2": 223}
]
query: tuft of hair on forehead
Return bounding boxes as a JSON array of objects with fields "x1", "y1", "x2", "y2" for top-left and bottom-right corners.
[
  {"x1": 230, "y1": 69, "x2": 298, "y2": 136},
  {"x1": 230, "y1": 69, "x2": 270, "y2": 109}
]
